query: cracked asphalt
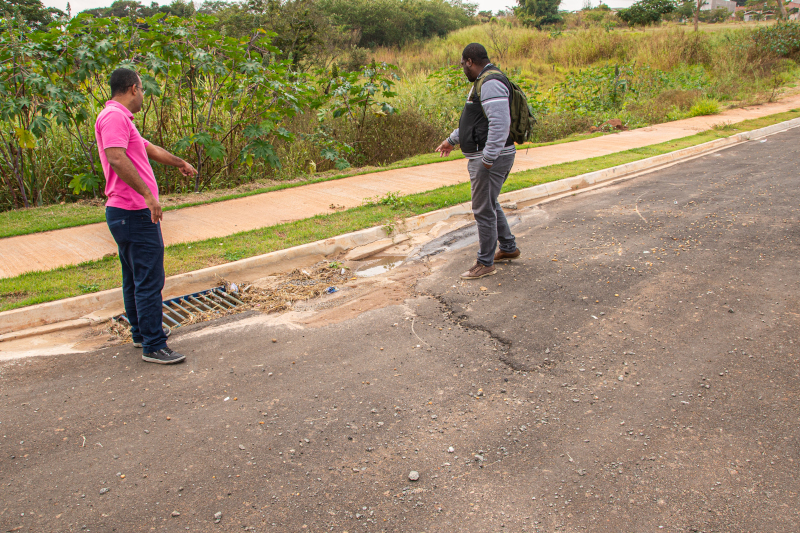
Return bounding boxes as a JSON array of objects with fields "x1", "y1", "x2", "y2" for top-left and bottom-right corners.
[{"x1": 2, "y1": 129, "x2": 799, "y2": 532}]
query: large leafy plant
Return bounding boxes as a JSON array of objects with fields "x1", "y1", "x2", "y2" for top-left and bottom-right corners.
[
  {"x1": 0, "y1": 11, "x2": 317, "y2": 206},
  {"x1": 326, "y1": 61, "x2": 399, "y2": 135}
]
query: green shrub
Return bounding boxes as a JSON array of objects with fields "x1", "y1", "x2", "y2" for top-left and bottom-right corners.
[
  {"x1": 699, "y1": 7, "x2": 731, "y2": 24},
  {"x1": 514, "y1": 0, "x2": 563, "y2": 29},
  {"x1": 657, "y1": 88, "x2": 703, "y2": 110},
  {"x1": 751, "y1": 22, "x2": 800, "y2": 60},
  {"x1": 623, "y1": 100, "x2": 674, "y2": 126},
  {"x1": 688, "y1": 98, "x2": 720, "y2": 117},
  {"x1": 530, "y1": 112, "x2": 593, "y2": 142},
  {"x1": 624, "y1": 89, "x2": 702, "y2": 125},
  {"x1": 542, "y1": 63, "x2": 709, "y2": 117},
  {"x1": 344, "y1": 110, "x2": 447, "y2": 166}
]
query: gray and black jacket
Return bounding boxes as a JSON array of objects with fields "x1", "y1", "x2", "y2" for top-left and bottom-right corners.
[{"x1": 447, "y1": 64, "x2": 516, "y2": 167}]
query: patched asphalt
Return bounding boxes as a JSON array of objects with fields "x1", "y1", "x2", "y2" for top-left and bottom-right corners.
[{"x1": 1, "y1": 129, "x2": 799, "y2": 532}]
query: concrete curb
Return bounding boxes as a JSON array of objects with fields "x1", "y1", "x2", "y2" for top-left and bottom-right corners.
[{"x1": 2, "y1": 116, "x2": 799, "y2": 339}]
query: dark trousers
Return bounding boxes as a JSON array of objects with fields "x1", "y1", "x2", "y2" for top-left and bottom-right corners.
[
  {"x1": 106, "y1": 207, "x2": 167, "y2": 353},
  {"x1": 468, "y1": 154, "x2": 517, "y2": 266}
]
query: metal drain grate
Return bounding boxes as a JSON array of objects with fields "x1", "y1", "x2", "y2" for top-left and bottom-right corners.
[{"x1": 115, "y1": 286, "x2": 246, "y2": 330}]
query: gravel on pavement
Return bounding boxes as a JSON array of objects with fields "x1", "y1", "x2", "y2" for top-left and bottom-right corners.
[{"x1": 1, "y1": 130, "x2": 799, "y2": 532}]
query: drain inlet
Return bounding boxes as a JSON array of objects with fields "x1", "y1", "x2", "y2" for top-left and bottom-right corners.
[{"x1": 115, "y1": 287, "x2": 245, "y2": 331}]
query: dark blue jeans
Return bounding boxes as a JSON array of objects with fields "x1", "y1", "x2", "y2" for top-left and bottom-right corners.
[{"x1": 106, "y1": 207, "x2": 167, "y2": 353}]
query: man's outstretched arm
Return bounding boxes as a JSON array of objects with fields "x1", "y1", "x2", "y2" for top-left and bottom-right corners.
[{"x1": 146, "y1": 143, "x2": 197, "y2": 177}]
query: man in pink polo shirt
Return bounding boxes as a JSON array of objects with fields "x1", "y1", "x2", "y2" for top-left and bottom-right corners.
[{"x1": 96, "y1": 68, "x2": 196, "y2": 364}]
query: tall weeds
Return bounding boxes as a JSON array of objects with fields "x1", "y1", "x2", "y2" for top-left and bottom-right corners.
[
  {"x1": 383, "y1": 22, "x2": 800, "y2": 143},
  {"x1": 2, "y1": 18, "x2": 799, "y2": 212}
]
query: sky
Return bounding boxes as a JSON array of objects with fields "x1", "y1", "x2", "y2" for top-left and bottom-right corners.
[{"x1": 42, "y1": 0, "x2": 637, "y2": 17}]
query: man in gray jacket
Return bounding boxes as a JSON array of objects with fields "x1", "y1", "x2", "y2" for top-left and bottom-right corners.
[{"x1": 436, "y1": 43, "x2": 521, "y2": 280}]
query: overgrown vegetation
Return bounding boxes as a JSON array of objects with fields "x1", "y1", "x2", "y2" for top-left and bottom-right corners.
[
  {"x1": 1, "y1": 0, "x2": 799, "y2": 213},
  {"x1": 3, "y1": 108, "x2": 798, "y2": 312},
  {"x1": 0, "y1": 9, "x2": 440, "y2": 209},
  {"x1": 383, "y1": 21, "x2": 800, "y2": 142},
  {"x1": 0, "y1": 132, "x2": 603, "y2": 238}
]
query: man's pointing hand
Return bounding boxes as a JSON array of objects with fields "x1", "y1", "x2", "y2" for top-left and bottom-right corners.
[{"x1": 435, "y1": 139, "x2": 454, "y2": 158}]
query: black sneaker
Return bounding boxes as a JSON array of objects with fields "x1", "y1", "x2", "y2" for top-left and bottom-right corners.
[
  {"x1": 133, "y1": 326, "x2": 171, "y2": 348},
  {"x1": 142, "y1": 346, "x2": 186, "y2": 365}
]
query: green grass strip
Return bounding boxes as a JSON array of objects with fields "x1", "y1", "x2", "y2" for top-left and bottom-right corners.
[
  {"x1": 2, "y1": 109, "x2": 798, "y2": 312},
  {"x1": 0, "y1": 131, "x2": 606, "y2": 239}
]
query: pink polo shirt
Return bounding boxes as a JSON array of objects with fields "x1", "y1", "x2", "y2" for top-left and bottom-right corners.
[{"x1": 95, "y1": 101, "x2": 158, "y2": 210}]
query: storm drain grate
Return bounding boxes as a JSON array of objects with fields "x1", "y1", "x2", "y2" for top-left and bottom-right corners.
[{"x1": 115, "y1": 286, "x2": 246, "y2": 330}]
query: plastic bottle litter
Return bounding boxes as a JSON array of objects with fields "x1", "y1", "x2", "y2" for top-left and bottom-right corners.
[
  {"x1": 229, "y1": 282, "x2": 239, "y2": 293},
  {"x1": 325, "y1": 286, "x2": 338, "y2": 294}
]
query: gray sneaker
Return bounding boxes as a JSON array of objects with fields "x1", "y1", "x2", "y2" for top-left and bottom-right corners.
[
  {"x1": 142, "y1": 346, "x2": 186, "y2": 365},
  {"x1": 133, "y1": 326, "x2": 171, "y2": 348}
]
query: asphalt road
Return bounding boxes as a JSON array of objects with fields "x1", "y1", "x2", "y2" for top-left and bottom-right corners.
[{"x1": 2, "y1": 129, "x2": 799, "y2": 532}]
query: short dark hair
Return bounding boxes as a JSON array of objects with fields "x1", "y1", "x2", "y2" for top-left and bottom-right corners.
[
  {"x1": 462, "y1": 43, "x2": 489, "y2": 64},
  {"x1": 109, "y1": 68, "x2": 141, "y2": 97}
]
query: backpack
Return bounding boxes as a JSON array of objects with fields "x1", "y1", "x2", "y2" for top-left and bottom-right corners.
[{"x1": 474, "y1": 69, "x2": 536, "y2": 145}]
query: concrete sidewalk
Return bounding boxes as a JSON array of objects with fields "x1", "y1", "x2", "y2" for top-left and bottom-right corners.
[{"x1": 1, "y1": 94, "x2": 799, "y2": 278}]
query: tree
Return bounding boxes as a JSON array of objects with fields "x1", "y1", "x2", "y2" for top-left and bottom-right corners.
[
  {"x1": 692, "y1": 0, "x2": 705, "y2": 30},
  {"x1": 161, "y1": 0, "x2": 195, "y2": 17},
  {"x1": 618, "y1": 0, "x2": 676, "y2": 26},
  {"x1": 318, "y1": 0, "x2": 474, "y2": 48},
  {"x1": 776, "y1": 0, "x2": 787, "y2": 19},
  {"x1": 82, "y1": 0, "x2": 146, "y2": 18},
  {"x1": 0, "y1": 0, "x2": 62, "y2": 27},
  {"x1": 477, "y1": 9, "x2": 492, "y2": 22},
  {"x1": 671, "y1": 0, "x2": 695, "y2": 20},
  {"x1": 81, "y1": 0, "x2": 195, "y2": 19},
  {"x1": 699, "y1": 6, "x2": 731, "y2": 21},
  {"x1": 197, "y1": 0, "x2": 230, "y2": 14},
  {"x1": 208, "y1": 0, "x2": 322, "y2": 68},
  {"x1": 514, "y1": 0, "x2": 563, "y2": 28}
]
